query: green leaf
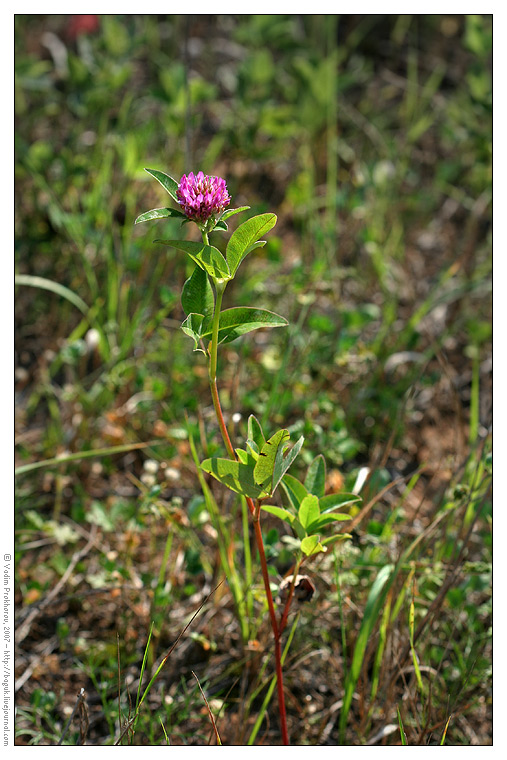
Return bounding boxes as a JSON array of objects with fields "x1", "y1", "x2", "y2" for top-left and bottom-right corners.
[
  {"x1": 339, "y1": 564, "x2": 394, "y2": 740},
  {"x1": 301, "y1": 535, "x2": 326, "y2": 556},
  {"x1": 220, "y1": 206, "x2": 250, "y2": 222},
  {"x1": 199, "y1": 307, "x2": 288, "y2": 346},
  {"x1": 321, "y1": 533, "x2": 352, "y2": 546},
  {"x1": 248, "y1": 414, "x2": 265, "y2": 449},
  {"x1": 180, "y1": 313, "x2": 206, "y2": 352},
  {"x1": 254, "y1": 429, "x2": 304, "y2": 496},
  {"x1": 144, "y1": 168, "x2": 179, "y2": 201},
  {"x1": 236, "y1": 448, "x2": 249, "y2": 464},
  {"x1": 200, "y1": 456, "x2": 266, "y2": 499},
  {"x1": 306, "y1": 513, "x2": 351, "y2": 533},
  {"x1": 226, "y1": 213, "x2": 277, "y2": 275},
  {"x1": 261, "y1": 505, "x2": 295, "y2": 525},
  {"x1": 298, "y1": 494, "x2": 320, "y2": 531},
  {"x1": 254, "y1": 429, "x2": 290, "y2": 488},
  {"x1": 214, "y1": 220, "x2": 228, "y2": 231},
  {"x1": 246, "y1": 415, "x2": 266, "y2": 457},
  {"x1": 155, "y1": 239, "x2": 231, "y2": 280},
  {"x1": 319, "y1": 493, "x2": 362, "y2": 514},
  {"x1": 281, "y1": 474, "x2": 308, "y2": 510},
  {"x1": 135, "y1": 207, "x2": 186, "y2": 224},
  {"x1": 305, "y1": 455, "x2": 326, "y2": 498},
  {"x1": 181, "y1": 264, "x2": 214, "y2": 318}
]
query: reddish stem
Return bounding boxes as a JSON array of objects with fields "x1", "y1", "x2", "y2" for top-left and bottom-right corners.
[
  {"x1": 208, "y1": 369, "x2": 290, "y2": 744},
  {"x1": 210, "y1": 377, "x2": 236, "y2": 461},
  {"x1": 251, "y1": 504, "x2": 289, "y2": 745}
]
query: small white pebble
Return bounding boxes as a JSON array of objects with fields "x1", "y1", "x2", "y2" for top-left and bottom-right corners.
[{"x1": 143, "y1": 459, "x2": 159, "y2": 474}]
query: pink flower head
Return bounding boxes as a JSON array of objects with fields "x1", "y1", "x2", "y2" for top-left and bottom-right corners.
[{"x1": 176, "y1": 171, "x2": 231, "y2": 225}]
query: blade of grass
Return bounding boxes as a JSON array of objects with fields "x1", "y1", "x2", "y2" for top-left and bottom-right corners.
[
  {"x1": 15, "y1": 440, "x2": 165, "y2": 476},
  {"x1": 370, "y1": 590, "x2": 392, "y2": 706},
  {"x1": 397, "y1": 705, "x2": 408, "y2": 745},
  {"x1": 440, "y1": 715, "x2": 452, "y2": 745},
  {"x1": 339, "y1": 563, "x2": 394, "y2": 742},
  {"x1": 135, "y1": 622, "x2": 154, "y2": 712},
  {"x1": 409, "y1": 584, "x2": 425, "y2": 696},
  {"x1": 115, "y1": 581, "x2": 223, "y2": 745},
  {"x1": 15, "y1": 274, "x2": 90, "y2": 316}
]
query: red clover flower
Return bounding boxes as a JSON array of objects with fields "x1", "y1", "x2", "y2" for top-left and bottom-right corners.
[{"x1": 177, "y1": 171, "x2": 231, "y2": 227}]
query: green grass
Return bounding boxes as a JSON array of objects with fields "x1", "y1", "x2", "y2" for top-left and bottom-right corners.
[{"x1": 15, "y1": 14, "x2": 491, "y2": 746}]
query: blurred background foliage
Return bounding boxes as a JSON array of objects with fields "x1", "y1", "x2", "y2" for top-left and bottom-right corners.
[{"x1": 15, "y1": 15, "x2": 491, "y2": 746}]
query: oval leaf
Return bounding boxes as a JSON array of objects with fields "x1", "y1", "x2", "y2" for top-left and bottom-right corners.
[
  {"x1": 254, "y1": 429, "x2": 290, "y2": 489},
  {"x1": 298, "y1": 494, "x2": 320, "y2": 531},
  {"x1": 145, "y1": 168, "x2": 179, "y2": 201},
  {"x1": 135, "y1": 207, "x2": 186, "y2": 224},
  {"x1": 155, "y1": 240, "x2": 231, "y2": 280},
  {"x1": 319, "y1": 493, "x2": 362, "y2": 514},
  {"x1": 220, "y1": 206, "x2": 250, "y2": 222},
  {"x1": 198, "y1": 307, "x2": 288, "y2": 346},
  {"x1": 301, "y1": 534, "x2": 326, "y2": 557},
  {"x1": 281, "y1": 474, "x2": 308, "y2": 510},
  {"x1": 180, "y1": 313, "x2": 205, "y2": 352},
  {"x1": 306, "y1": 513, "x2": 351, "y2": 534},
  {"x1": 253, "y1": 429, "x2": 304, "y2": 496},
  {"x1": 226, "y1": 213, "x2": 277, "y2": 275},
  {"x1": 305, "y1": 455, "x2": 326, "y2": 498},
  {"x1": 261, "y1": 505, "x2": 295, "y2": 524},
  {"x1": 181, "y1": 264, "x2": 214, "y2": 317},
  {"x1": 248, "y1": 415, "x2": 266, "y2": 451},
  {"x1": 200, "y1": 456, "x2": 266, "y2": 499}
]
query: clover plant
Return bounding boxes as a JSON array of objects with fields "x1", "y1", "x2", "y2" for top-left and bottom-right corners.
[{"x1": 136, "y1": 168, "x2": 360, "y2": 745}]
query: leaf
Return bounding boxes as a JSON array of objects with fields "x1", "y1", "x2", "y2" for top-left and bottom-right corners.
[
  {"x1": 247, "y1": 415, "x2": 266, "y2": 457},
  {"x1": 199, "y1": 307, "x2": 288, "y2": 346},
  {"x1": 319, "y1": 492, "x2": 362, "y2": 514},
  {"x1": 214, "y1": 220, "x2": 228, "y2": 231},
  {"x1": 272, "y1": 435, "x2": 304, "y2": 495},
  {"x1": 305, "y1": 455, "x2": 326, "y2": 498},
  {"x1": 155, "y1": 239, "x2": 231, "y2": 280},
  {"x1": 254, "y1": 429, "x2": 290, "y2": 489},
  {"x1": 236, "y1": 448, "x2": 249, "y2": 464},
  {"x1": 135, "y1": 207, "x2": 186, "y2": 224},
  {"x1": 220, "y1": 206, "x2": 250, "y2": 222},
  {"x1": 181, "y1": 264, "x2": 214, "y2": 317},
  {"x1": 200, "y1": 456, "x2": 266, "y2": 499},
  {"x1": 254, "y1": 429, "x2": 304, "y2": 497},
  {"x1": 144, "y1": 168, "x2": 179, "y2": 201},
  {"x1": 306, "y1": 513, "x2": 351, "y2": 533},
  {"x1": 261, "y1": 505, "x2": 295, "y2": 525},
  {"x1": 226, "y1": 213, "x2": 277, "y2": 275},
  {"x1": 321, "y1": 533, "x2": 352, "y2": 546},
  {"x1": 298, "y1": 494, "x2": 320, "y2": 531},
  {"x1": 180, "y1": 313, "x2": 206, "y2": 352},
  {"x1": 301, "y1": 534, "x2": 326, "y2": 556},
  {"x1": 281, "y1": 474, "x2": 308, "y2": 510}
]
